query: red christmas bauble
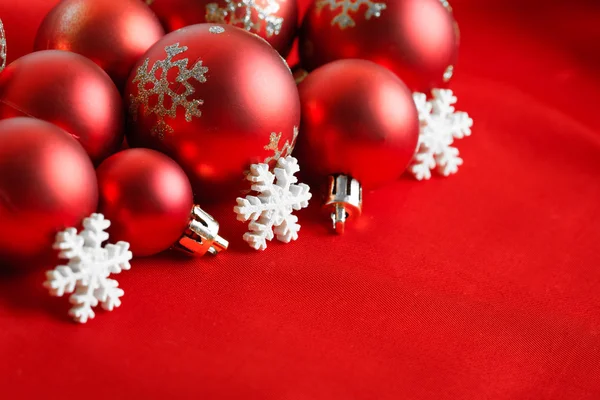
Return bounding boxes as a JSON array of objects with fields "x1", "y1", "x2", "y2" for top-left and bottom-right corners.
[
  {"x1": 96, "y1": 149, "x2": 194, "y2": 257},
  {"x1": 125, "y1": 24, "x2": 300, "y2": 201},
  {"x1": 0, "y1": 51, "x2": 124, "y2": 164},
  {"x1": 299, "y1": 0, "x2": 459, "y2": 92},
  {"x1": 0, "y1": 0, "x2": 61, "y2": 64},
  {"x1": 148, "y1": 0, "x2": 298, "y2": 56},
  {"x1": 34, "y1": 0, "x2": 165, "y2": 89},
  {"x1": 0, "y1": 117, "x2": 98, "y2": 266},
  {"x1": 296, "y1": 59, "x2": 419, "y2": 189}
]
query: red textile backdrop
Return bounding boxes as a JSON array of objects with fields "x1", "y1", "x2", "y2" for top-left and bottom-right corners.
[{"x1": 2, "y1": 0, "x2": 600, "y2": 398}]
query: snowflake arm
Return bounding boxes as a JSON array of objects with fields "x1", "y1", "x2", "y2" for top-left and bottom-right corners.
[
  {"x1": 316, "y1": 0, "x2": 387, "y2": 29},
  {"x1": 234, "y1": 156, "x2": 312, "y2": 251},
  {"x1": 206, "y1": 0, "x2": 284, "y2": 37}
]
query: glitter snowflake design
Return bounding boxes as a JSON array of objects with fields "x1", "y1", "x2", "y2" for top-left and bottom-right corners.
[
  {"x1": 0, "y1": 19, "x2": 6, "y2": 72},
  {"x1": 263, "y1": 126, "x2": 299, "y2": 164},
  {"x1": 129, "y1": 43, "x2": 209, "y2": 139},
  {"x1": 316, "y1": 0, "x2": 387, "y2": 29},
  {"x1": 234, "y1": 156, "x2": 312, "y2": 251},
  {"x1": 206, "y1": 0, "x2": 284, "y2": 37},
  {"x1": 44, "y1": 214, "x2": 133, "y2": 324},
  {"x1": 409, "y1": 89, "x2": 473, "y2": 180}
]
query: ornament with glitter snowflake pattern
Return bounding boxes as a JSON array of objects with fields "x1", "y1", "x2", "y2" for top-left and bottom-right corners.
[
  {"x1": 409, "y1": 89, "x2": 473, "y2": 180},
  {"x1": 206, "y1": 0, "x2": 284, "y2": 37},
  {"x1": 235, "y1": 156, "x2": 312, "y2": 251},
  {"x1": 44, "y1": 214, "x2": 132, "y2": 324},
  {"x1": 129, "y1": 43, "x2": 209, "y2": 139},
  {"x1": 316, "y1": 0, "x2": 387, "y2": 29}
]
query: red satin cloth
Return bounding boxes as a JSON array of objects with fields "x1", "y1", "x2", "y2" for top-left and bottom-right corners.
[{"x1": 1, "y1": 1, "x2": 600, "y2": 398}]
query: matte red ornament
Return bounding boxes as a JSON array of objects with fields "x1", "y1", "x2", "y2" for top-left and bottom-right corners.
[
  {"x1": 296, "y1": 59, "x2": 419, "y2": 233},
  {"x1": 0, "y1": 51, "x2": 124, "y2": 164},
  {"x1": 0, "y1": 117, "x2": 98, "y2": 267},
  {"x1": 299, "y1": 0, "x2": 459, "y2": 92},
  {"x1": 34, "y1": 0, "x2": 165, "y2": 89},
  {"x1": 97, "y1": 149, "x2": 228, "y2": 257},
  {"x1": 125, "y1": 24, "x2": 300, "y2": 202},
  {"x1": 148, "y1": 0, "x2": 298, "y2": 56}
]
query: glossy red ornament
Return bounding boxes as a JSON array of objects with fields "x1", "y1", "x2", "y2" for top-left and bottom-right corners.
[
  {"x1": 34, "y1": 0, "x2": 165, "y2": 89},
  {"x1": 299, "y1": 0, "x2": 459, "y2": 92},
  {"x1": 0, "y1": 117, "x2": 98, "y2": 266},
  {"x1": 125, "y1": 24, "x2": 300, "y2": 201},
  {"x1": 97, "y1": 149, "x2": 228, "y2": 257},
  {"x1": 0, "y1": 51, "x2": 124, "y2": 164},
  {"x1": 148, "y1": 0, "x2": 298, "y2": 56},
  {"x1": 296, "y1": 59, "x2": 419, "y2": 232}
]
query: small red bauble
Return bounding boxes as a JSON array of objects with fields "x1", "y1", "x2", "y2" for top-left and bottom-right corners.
[
  {"x1": 0, "y1": 117, "x2": 98, "y2": 266},
  {"x1": 97, "y1": 149, "x2": 228, "y2": 257},
  {"x1": 296, "y1": 59, "x2": 419, "y2": 232},
  {"x1": 34, "y1": 0, "x2": 165, "y2": 89},
  {"x1": 0, "y1": 51, "x2": 124, "y2": 164},
  {"x1": 125, "y1": 24, "x2": 300, "y2": 201},
  {"x1": 299, "y1": 0, "x2": 459, "y2": 92},
  {"x1": 148, "y1": 0, "x2": 298, "y2": 56}
]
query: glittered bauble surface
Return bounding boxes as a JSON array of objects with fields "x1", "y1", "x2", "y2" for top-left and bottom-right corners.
[
  {"x1": 97, "y1": 149, "x2": 194, "y2": 257},
  {"x1": 299, "y1": 0, "x2": 459, "y2": 92},
  {"x1": 0, "y1": 18, "x2": 7, "y2": 72},
  {"x1": 296, "y1": 59, "x2": 419, "y2": 189},
  {"x1": 0, "y1": 117, "x2": 98, "y2": 267},
  {"x1": 34, "y1": 0, "x2": 165, "y2": 89},
  {"x1": 0, "y1": 51, "x2": 124, "y2": 164},
  {"x1": 125, "y1": 24, "x2": 300, "y2": 201},
  {"x1": 148, "y1": 0, "x2": 298, "y2": 56}
]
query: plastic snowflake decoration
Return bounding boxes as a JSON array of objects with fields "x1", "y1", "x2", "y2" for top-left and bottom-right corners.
[
  {"x1": 206, "y1": 0, "x2": 284, "y2": 37},
  {"x1": 129, "y1": 43, "x2": 209, "y2": 139},
  {"x1": 316, "y1": 0, "x2": 387, "y2": 29},
  {"x1": 44, "y1": 214, "x2": 133, "y2": 324},
  {"x1": 409, "y1": 89, "x2": 473, "y2": 180},
  {"x1": 234, "y1": 156, "x2": 312, "y2": 251}
]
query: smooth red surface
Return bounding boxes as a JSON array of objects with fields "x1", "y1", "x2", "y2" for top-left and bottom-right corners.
[
  {"x1": 0, "y1": 51, "x2": 124, "y2": 164},
  {"x1": 297, "y1": 59, "x2": 419, "y2": 188},
  {"x1": 126, "y1": 24, "x2": 300, "y2": 202},
  {"x1": 34, "y1": 0, "x2": 165, "y2": 89},
  {"x1": 2, "y1": 0, "x2": 600, "y2": 398},
  {"x1": 0, "y1": 118, "x2": 98, "y2": 266},
  {"x1": 97, "y1": 149, "x2": 194, "y2": 257}
]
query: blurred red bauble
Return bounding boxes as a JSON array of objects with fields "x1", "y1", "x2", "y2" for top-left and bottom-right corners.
[
  {"x1": 299, "y1": 0, "x2": 459, "y2": 92},
  {"x1": 34, "y1": 0, "x2": 165, "y2": 89},
  {"x1": 296, "y1": 59, "x2": 419, "y2": 232},
  {"x1": 148, "y1": 0, "x2": 298, "y2": 56},
  {"x1": 125, "y1": 24, "x2": 300, "y2": 201},
  {"x1": 97, "y1": 149, "x2": 228, "y2": 257},
  {"x1": 0, "y1": 0, "x2": 60, "y2": 64},
  {"x1": 0, "y1": 51, "x2": 124, "y2": 164},
  {"x1": 0, "y1": 117, "x2": 98, "y2": 267}
]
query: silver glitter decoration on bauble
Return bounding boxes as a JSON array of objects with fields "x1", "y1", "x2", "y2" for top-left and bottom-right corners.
[
  {"x1": 129, "y1": 43, "x2": 209, "y2": 140},
  {"x1": 0, "y1": 19, "x2": 6, "y2": 72},
  {"x1": 316, "y1": 0, "x2": 386, "y2": 29},
  {"x1": 263, "y1": 126, "x2": 299, "y2": 164},
  {"x1": 209, "y1": 25, "x2": 225, "y2": 34},
  {"x1": 205, "y1": 0, "x2": 284, "y2": 37},
  {"x1": 443, "y1": 65, "x2": 454, "y2": 82}
]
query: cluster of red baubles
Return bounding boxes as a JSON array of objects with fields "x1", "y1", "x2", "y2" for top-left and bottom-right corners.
[{"x1": 0, "y1": 0, "x2": 459, "y2": 267}]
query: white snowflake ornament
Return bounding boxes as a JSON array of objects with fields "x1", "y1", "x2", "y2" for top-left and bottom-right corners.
[
  {"x1": 234, "y1": 156, "x2": 312, "y2": 251},
  {"x1": 44, "y1": 214, "x2": 133, "y2": 324},
  {"x1": 409, "y1": 89, "x2": 473, "y2": 180}
]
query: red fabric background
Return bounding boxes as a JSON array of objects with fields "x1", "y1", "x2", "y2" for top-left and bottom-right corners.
[{"x1": 2, "y1": 0, "x2": 600, "y2": 398}]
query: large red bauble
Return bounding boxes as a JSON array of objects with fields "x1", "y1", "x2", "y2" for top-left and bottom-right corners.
[
  {"x1": 0, "y1": 51, "x2": 124, "y2": 164},
  {"x1": 97, "y1": 149, "x2": 194, "y2": 257},
  {"x1": 148, "y1": 0, "x2": 298, "y2": 56},
  {"x1": 296, "y1": 59, "x2": 419, "y2": 189},
  {"x1": 125, "y1": 24, "x2": 300, "y2": 201},
  {"x1": 299, "y1": 0, "x2": 459, "y2": 92},
  {"x1": 0, "y1": 117, "x2": 98, "y2": 267},
  {"x1": 34, "y1": 0, "x2": 165, "y2": 89}
]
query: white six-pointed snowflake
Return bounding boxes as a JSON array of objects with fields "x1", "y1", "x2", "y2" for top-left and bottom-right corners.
[
  {"x1": 206, "y1": 0, "x2": 284, "y2": 37},
  {"x1": 44, "y1": 214, "x2": 133, "y2": 324},
  {"x1": 129, "y1": 43, "x2": 209, "y2": 139},
  {"x1": 316, "y1": 0, "x2": 387, "y2": 29},
  {"x1": 234, "y1": 156, "x2": 312, "y2": 251},
  {"x1": 409, "y1": 89, "x2": 473, "y2": 180}
]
